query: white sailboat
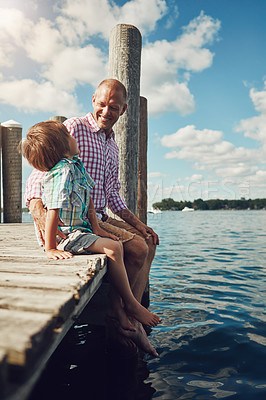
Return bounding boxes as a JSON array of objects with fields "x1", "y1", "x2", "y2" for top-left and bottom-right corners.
[
  {"x1": 147, "y1": 207, "x2": 162, "y2": 214},
  {"x1": 182, "y1": 206, "x2": 194, "y2": 212}
]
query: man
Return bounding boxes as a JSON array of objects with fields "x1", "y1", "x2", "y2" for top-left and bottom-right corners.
[{"x1": 25, "y1": 78, "x2": 160, "y2": 356}]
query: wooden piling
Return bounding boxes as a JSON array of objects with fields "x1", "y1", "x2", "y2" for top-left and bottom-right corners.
[
  {"x1": 49, "y1": 116, "x2": 67, "y2": 123},
  {"x1": 137, "y1": 97, "x2": 148, "y2": 225},
  {"x1": 1, "y1": 120, "x2": 22, "y2": 223},
  {"x1": 108, "y1": 24, "x2": 142, "y2": 214},
  {"x1": 0, "y1": 124, "x2": 2, "y2": 223}
]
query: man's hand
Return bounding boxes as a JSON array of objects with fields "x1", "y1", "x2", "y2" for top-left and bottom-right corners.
[
  {"x1": 135, "y1": 221, "x2": 159, "y2": 245},
  {"x1": 29, "y1": 199, "x2": 66, "y2": 245},
  {"x1": 116, "y1": 208, "x2": 159, "y2": 245},
  {"x1": 93, "y1": 226, "x2": 120, "y2": 241}
]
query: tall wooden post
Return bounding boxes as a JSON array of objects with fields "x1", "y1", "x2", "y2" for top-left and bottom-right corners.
[
  {"x1": 50, "y1": 116, "x2": 67, "y2": 123},
  {"x1": 108, "y1": 24, "x2": 142, "y2": 214},
  {"x1": 137, "y1": 97, "x2": 148, "y2": 224},
  {"x1": 0, "y1": 124, "x2": 2, "y2": 223},
  {"x1": 2, "y1": 120, "x2": 22, "y2": 223}
]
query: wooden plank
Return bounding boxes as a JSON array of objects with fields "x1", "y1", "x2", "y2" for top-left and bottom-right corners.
[
  {"x1": 0, "y1": 287, "x2": 76, "y2": 320},
  {"x1": 0, "y1": 224, "x2": 40, "y2": 257},
  {"x1": 0, "y1": 309, "x2": 55, "y2": 367},
  {"x1": 0, "y1": 264, "x2": 106, "y2": 373},
  {"x1": 1, "y1": 264, "x2": 106, "y2": 400},
  {"x1": 0, "y1": 223, "x2": 108, "y2": 400}
]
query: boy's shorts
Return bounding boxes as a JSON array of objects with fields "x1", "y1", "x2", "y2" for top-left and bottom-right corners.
[{"x1": 57, "y1": 230, "x2": 100, "y2": 255}]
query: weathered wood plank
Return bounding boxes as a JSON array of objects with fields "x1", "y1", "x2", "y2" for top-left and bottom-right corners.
[
  {"x1": 0, "y1": 309, "x2": 55, "y2": 367},
  {"x1": 0, "y1": 287, "x2": 76, "y2": 319},
  {"x1": 0, "y1": 223, "x2": 108, "y2": 400}
]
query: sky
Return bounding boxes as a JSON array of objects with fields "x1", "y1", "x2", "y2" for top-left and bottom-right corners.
[{"x1": 1, "y1": 0, "x2": 266, "y2": 208}]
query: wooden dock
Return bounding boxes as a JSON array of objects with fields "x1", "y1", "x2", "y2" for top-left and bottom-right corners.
[{"x1": 0, "y1": 223, "x2": 107, "y2": 400}]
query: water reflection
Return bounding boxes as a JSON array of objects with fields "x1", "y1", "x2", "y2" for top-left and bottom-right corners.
[{"x1": 29, "y1": 322, "x2": 156, "y2": 400}]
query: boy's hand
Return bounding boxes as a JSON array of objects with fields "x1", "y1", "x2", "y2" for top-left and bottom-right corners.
[
  {"x1": 46, "y1": 249, "x2": 73, "y2": 260},
  {"x1": 93, "y1": 227, "x2": 119, "y2": 241}
]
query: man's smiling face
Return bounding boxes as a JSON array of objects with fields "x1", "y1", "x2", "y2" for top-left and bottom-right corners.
[{"x1": 92, "y1": 84, "x2": 127, "y2": 136}]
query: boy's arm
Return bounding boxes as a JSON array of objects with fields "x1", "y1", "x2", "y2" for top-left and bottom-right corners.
[
  {"x1": 29, "y1": 199, "x2": 47, "y2": 244},
  {"x1": 29, "y1": 199, "x2": 66, "y2": 245},
  {"x1": 88, "y1": 198, "x2": 119, "y2": 241},
  {"x1": 45, "y1": 209, "x2": 73, "y2": 260}
]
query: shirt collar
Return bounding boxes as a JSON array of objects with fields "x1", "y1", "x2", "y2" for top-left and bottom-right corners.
[{"x1": 60, "y1": 156, "x2": 80, "y2": 165}]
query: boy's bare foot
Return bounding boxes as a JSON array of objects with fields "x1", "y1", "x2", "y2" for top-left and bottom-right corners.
[{"x1": 125, "y1": 301, "x2": 161, "y2": 328}]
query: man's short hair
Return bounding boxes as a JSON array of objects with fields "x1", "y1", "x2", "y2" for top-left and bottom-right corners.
[
  {"x1": 96, "y1": 78, "x2": 127, "y2": 102},
  {"x1": 22, "y1": 121, "x2": 70, "y2": 171}
]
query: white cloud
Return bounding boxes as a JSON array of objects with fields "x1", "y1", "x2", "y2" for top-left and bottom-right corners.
[
  {"x1": 250, "y1": 83, "x2": 266, "y2": 114},
  {"x1": 235, "y1": 82, "x2": 266, "y2": 145},
  {"x1": 251, "y1": 170, "x2": 266, "y2": 185},
  {"x1": 161, "y1": 125, "x2": 223, "y2": 147},
  {"x1": 148, "y1": 172, "x2": 168, "y2": 178},
  {"x1": 0, "y1": 78, "x2": 82, "y2": 115},
  {"x1": 0, "y1": 8, "x2": 33, "y2": 67},
  {"x1": 0, "y1": 0, "x2": 169, "y2": 114},
  {"x1": 0, "y1": 2, "x2": 220, "y2": 119},
  {"x1": 145, "y1": 82, "x2": 195, "y2": 115},
  {"x1": 160, "y1": 124, "x2": 262, "y2": 181},
  {"x1": 57, "y1": 0, "x2": 168, "y2": 41},
  {"x1": 185, "y1": 174, "x2": 203, "y2": 181},
  {"x1": 215, "y1": 164, "x2": 258, "y2": 178},
  {"x1": 24, "y1": 18, "x2": 64, "y2": 63},
  {"x1": 141, "y1": 11, "x2": 221, "y2": 115},
  {"x1": 43, "y1": 45, "x2": 107, "y2": 90}
]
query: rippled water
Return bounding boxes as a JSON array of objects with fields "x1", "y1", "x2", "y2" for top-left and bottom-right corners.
[
  {"x1": 147, "y1": 210, "x2": 266, "y2": 399},
  {"x1": 28, "y1": 210, "x2": 266, "y2": 400}
]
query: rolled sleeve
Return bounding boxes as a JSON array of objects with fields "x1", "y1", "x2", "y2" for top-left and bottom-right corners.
[{"x1": 108, "y1": 191, "x2": 128, "y2": 214}]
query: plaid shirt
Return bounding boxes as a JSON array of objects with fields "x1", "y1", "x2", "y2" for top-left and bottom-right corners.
[
  {"x1": 42, "y1": 157, "x2": 94, "y2": 233},
  {"x1": 25, "y1": 113, "x2": 127, "y2": 218}
]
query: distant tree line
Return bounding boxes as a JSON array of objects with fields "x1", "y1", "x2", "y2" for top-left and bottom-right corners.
[{"x1": 152, "y1": 198, "x2": 266, "y2": 211}]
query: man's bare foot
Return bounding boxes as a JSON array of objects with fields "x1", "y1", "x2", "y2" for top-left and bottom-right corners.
[
  {"x1": 125, "y1": 301, "x2": 161, "y2": 328},
  {"x1": 120, "y1": 318, "x2": 159, "y2": 357},
  {"x1": 106, "y1": 309, "x2": 136, "y2": 332},
  {"x1": 105, "y1": 316, "x2": 137, "y2": 351}
]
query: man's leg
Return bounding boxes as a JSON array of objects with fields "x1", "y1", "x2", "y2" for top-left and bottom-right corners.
[
  {"x1": 98, "y1": 218, "x2": 159, "y2": 357},
  {"x1": 123, "y1": 235, "x2": 156, "y2": 302}
]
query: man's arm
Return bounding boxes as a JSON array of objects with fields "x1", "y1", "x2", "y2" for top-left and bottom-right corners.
[
  {"x1": 88, "y1": 198, "x2": 119, "y2": 241},
  {"x1": 116, "y1": 208, "x2": 159, "y2": 245}
]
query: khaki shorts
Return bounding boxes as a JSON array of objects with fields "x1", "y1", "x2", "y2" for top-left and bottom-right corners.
[{"x1": 98, "y1": 217, "x2": 143, "y2": 243}]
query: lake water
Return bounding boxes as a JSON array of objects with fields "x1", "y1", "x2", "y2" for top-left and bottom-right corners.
[{"x1": 27, "y1": 210, "x2": 266, "y2": 399}]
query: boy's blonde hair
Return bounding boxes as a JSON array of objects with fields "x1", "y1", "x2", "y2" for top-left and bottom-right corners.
[{"x1": 22, "y1": 121, "x2": 70, "y2": 171}]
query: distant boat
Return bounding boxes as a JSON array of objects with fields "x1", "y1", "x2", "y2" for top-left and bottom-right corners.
[
  {"x1": 182, "y1": 206, "x2": 194, "y2": 212},
  {"x1": 147, "y1": 207, "x2": 162, "y2": 214}
]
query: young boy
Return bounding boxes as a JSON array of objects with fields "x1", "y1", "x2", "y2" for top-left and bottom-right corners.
[{"x1": 22, "y1": 121, "x2": 161, "y2": 333}]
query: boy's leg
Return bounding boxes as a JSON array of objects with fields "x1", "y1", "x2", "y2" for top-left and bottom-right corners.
[
  {"x1": 87, "y1": 237, "x2": 160, "y2": 328},
  {"x1": 98, "y1": 218, "x2": 156, "y2": 302}
]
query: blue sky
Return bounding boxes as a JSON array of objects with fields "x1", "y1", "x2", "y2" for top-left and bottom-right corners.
[{"x1": 1, "y1": 0, "x2": 266, "y2": 208}]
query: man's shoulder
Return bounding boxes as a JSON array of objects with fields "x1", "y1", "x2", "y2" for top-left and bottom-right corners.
[
  {"x1": 27, "y1": 168, "x2": 46, "y2": 183},
  {"x1": 64, "y1": 113, "x2": 96, "y2": 131}
]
